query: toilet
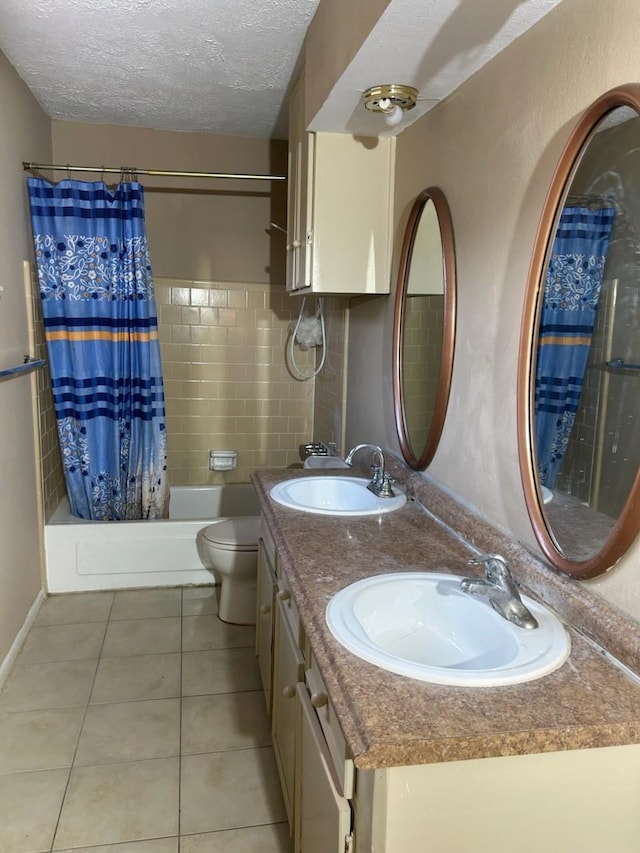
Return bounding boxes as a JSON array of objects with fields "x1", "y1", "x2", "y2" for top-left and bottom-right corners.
[{"x1": 200, "y1": 516, "x2": 261, "y2": 625}]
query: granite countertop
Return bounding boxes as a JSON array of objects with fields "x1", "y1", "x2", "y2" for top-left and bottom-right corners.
[{"x1": 252, "y1": 466, "x2": 640, "y2": 770}]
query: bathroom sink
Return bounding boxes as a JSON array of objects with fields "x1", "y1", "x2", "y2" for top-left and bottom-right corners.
[
  {"x1": 270, "y1": 476, "x2": 407, "y2": 516},
  {"x1": 542, "y1": 485, "x2": 553, "y2": 504},
  {"x1": 326, "y1": 572, "x2": 570, "y2": 686}
]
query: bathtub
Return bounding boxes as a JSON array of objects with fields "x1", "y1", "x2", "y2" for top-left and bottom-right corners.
[{"x1": 44, "y1": 484, "x2": 261, "y2": 593}]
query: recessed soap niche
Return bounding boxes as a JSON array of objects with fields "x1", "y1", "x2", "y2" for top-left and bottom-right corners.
[{"x1": 209, "y1": 450, "x2": 238, "y2": 471}]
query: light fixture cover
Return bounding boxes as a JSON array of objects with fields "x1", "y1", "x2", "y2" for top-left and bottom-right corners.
[
  {"x1": 363, "y1": 84, "x2": 418, "y2": 116},
  {"x1": 383, "y1": 104, "x2": 404, "y2": 127}
]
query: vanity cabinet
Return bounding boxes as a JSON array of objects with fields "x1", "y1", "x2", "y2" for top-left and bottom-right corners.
[
  {"x1": 255, "y1": 502, "x2": 640, "y2": 853},
  {"x1": 352, "y1": 745, "x2": 640, "y2": 852},
  {"x1": 286, "y1": 73, "x2": 395, "y2": 295}
]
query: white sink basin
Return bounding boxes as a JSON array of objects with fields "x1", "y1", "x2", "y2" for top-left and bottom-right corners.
[
  {"x1": 326, "y1": 572, "x2": 570, "y2": 686},
  {"x1": 303, "y1": 456, "x2": 350, "y2": 469},
  {"x1": 270, "y1": 476, "x2": 406, "y2": 516}
]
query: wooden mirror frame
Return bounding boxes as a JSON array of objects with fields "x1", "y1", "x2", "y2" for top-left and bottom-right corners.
[
  {"x1": 517, "y1": 84, "x2": 640, "y2": 579},
  {"x1": 393, "y1": 187, "x2": 456, "y2": 470}
]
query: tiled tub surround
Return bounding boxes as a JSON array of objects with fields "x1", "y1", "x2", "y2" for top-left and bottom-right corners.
[
  {"x1": 312, "y1": 296, "x2": 349, "y2": 453},
  {"x1": 252, "y1": 465, "x2": 640, "y2": 770},
  {"x1": 156, "y1": 278, "x2": 314, "y2": 485}
]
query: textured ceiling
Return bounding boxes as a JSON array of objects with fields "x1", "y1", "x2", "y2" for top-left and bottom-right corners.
[
  {"x1": 0, "y1": 0, "x2": 564, "y2": 139},
  {"x1": 0, "y1": 0, "x2": 321, "y2": 138}
]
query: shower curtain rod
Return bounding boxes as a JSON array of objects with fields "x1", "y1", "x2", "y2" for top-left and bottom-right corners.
[{"x1": 22, "y1": 162, "x2": 285, "y2": 182}]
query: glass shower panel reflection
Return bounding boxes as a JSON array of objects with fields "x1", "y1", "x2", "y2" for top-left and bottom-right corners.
[
  {"x1": 558, "y1": 272, "x2": 640, "y2": 520},
  {"x1": 593, "y1": 273, "x2": 640, "y2": 517}
]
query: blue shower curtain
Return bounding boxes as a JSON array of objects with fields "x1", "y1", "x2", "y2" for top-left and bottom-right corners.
[
  {"x1": 534, "y1": 205, "x2": 615, "y2": 487},
  {"x1": 27, "y1": 178, "x2": 168, "y2": 520}
]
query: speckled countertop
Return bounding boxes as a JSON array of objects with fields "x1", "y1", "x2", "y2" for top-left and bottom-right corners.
[{"x1": 252, "y1": 465, "x2": 640, "y2": 770}]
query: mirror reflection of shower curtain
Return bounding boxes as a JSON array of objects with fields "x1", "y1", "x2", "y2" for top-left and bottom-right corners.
[
  {"x1": 534, "y1": 205, "x2": 615, "y2": 487},
  {"x1": 27, "y1": 178, "x2": 168, "y2": 520}
]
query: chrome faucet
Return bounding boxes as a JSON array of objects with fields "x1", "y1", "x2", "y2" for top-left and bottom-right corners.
[
  {"x1": 344, "y1": 443, "x2": 396, "y2": 498},
  {"x1": 460, "y1": 554, "x2": 539, "y2": 630}
]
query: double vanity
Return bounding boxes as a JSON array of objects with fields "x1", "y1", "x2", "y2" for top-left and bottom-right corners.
[{"x1": 251, "y1": 464, "x2": 640, "y2": 853}]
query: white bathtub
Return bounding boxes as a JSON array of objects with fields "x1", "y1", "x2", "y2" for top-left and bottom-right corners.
[{"x1": 45, "y1": 484, "x2": 261, "y2": 593}]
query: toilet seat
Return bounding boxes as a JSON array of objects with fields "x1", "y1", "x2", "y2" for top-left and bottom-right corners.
[{"x1": 202, "y1": 516, "x2": 260, "y2": 552}]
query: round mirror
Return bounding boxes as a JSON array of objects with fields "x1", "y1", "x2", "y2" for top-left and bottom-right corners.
[
  {"x1": 393, "y1": 187, "x2": 456, "y2": 470},
  {"x1": 518, "y1": 85, "x2": 640, "y2": 578}
]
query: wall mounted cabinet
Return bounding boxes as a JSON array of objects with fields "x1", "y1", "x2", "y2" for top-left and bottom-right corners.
[{"x1": 286, "y1": 74, "x2": 395, "y2": 295}]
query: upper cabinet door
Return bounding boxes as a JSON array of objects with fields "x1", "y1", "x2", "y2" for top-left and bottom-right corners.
[
  {"x1": 287, "y1": 74, "x2": 313, "y2": 293},
  {"x1": 286, "y1": 74, "x2": 395, "y2": 295}
]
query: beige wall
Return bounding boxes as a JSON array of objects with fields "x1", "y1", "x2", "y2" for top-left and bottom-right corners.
[
  {"x1": 0, "y1": 52, "x2": 52, "y2": 662},
  {"x1": 51, "y1": 122, "x2": 288, "y2": 284},
  {"x1": 346, "y1": 0, "x2": 640, "y2": 620},
  {"x1": 304, "y1": 0, "x2": 391, "y2": 125}
]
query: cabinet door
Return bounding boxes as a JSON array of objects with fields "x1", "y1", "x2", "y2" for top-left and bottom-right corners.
[
  {"x1": 286, "y1": 74, "x2": 394, "y2": 295},
  {"x1": 296, "y1": 126, "x2": 313, "y2": 291},
  {"x1": 286, "y1": 76, "x2": 301, "y2": 293},
  {"x1": 272, "y1": 595, "x2": 305, "y2": 825},
  {"x1": 287, "y1": 74, "x2": 311, "y2": 293},
  {"x1": 255, "y1": 539, "x2": 276, "y2": 715},
  {"x1": 295, "y1": 683, "x2": 353, "y2": 853},
  {"x1": 311, "y1": 133, "x2": 394, "y2": 295}
]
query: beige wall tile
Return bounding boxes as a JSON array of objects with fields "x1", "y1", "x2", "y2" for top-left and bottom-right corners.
[
  {"x1": 190, "y1": 288, "x2": 209, "y2": 307},
  {"x1": 208, "y1": 289, "x2": 228, "y2": 307},
  {"x1": 171, "y1": 287, "x2": 190, "y2": 306}
]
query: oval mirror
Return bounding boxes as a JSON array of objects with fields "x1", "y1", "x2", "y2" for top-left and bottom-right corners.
[
  {"x1": 518, "y1": 84, "x2": 640, "y2": 579},
  {"x1": 393, "y1": 187, "x2": 456, "y2": 470}
]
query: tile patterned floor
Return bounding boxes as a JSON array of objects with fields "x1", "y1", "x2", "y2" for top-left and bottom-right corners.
[{"x1": 0, "y1": 587, "x2": 291, "y2": 853}]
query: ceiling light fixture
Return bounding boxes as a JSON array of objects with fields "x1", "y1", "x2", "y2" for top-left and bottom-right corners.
[{"x1": 363, "y1": 84, "x2": 418, "y2": 127}]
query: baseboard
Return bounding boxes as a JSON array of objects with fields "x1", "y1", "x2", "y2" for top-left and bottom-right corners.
[{"x1": 0, "y1": 589, "x2": 45, "y2": 690}]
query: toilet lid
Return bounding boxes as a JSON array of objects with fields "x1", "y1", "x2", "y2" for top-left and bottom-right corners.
[{"x1": 202, "y1": 516, "x2": 260, "y2": 551}]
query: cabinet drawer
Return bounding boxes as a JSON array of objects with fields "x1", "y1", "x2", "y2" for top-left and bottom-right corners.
[{"x1": 306, "y1": 653, "x2": 354, "y2": 799}]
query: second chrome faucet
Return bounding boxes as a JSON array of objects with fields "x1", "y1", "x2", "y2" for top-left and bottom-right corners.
[{"x1": 460, "y1": 554, "x2": 539, "y2": 630}]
